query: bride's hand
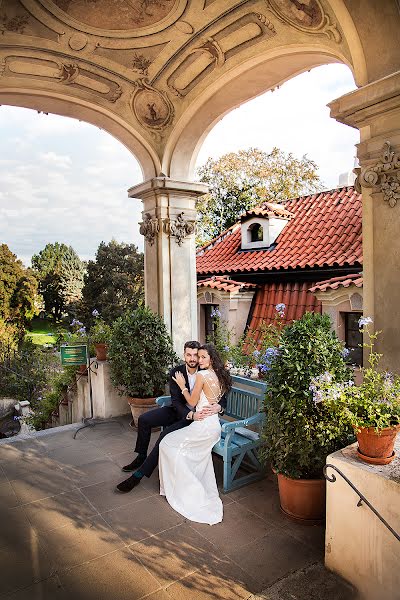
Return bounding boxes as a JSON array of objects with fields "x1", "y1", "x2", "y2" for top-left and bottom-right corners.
[{"x1": 172, "y1": 372, "x2": 186, "y2": 391}]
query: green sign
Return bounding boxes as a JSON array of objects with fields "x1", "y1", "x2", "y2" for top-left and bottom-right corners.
[{"x1": 60, "y1": 345, "x2": 88, "y2": 366}]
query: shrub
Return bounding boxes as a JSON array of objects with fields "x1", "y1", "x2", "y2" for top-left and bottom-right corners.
[
  {"x1": 108, "y1": 307, "x2": 178, "y2": 398},
  {"x1": 262, "y1": 312, "x2": 354, "y2": 479}
]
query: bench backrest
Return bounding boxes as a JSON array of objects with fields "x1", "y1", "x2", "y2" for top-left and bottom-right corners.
[{"x1": 226, "y1": 375, "x2": 267, "y2": 419}]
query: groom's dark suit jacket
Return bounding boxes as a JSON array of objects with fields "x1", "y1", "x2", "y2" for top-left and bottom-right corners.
[{"x1": 135, "y1": 363, "x2": 228, "y2": 478}]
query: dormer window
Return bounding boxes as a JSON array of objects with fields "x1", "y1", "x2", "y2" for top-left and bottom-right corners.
[
  {"x1": 248, "y1": 223, "x2": 263, "y2": 243},
  {"x1": 240, "y1": 203, "x2": 293, "y2": 251}
]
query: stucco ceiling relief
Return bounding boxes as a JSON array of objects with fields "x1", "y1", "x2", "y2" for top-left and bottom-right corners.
[
  {"x1": 265, "y1": 0, "x2": 341, "y2": 43},
  {"x1": 0, "y1": 54, "x2": 123, "y2": 103},
  {"x1": 163, "y1": 11, "x2": 276, "y2": 98},
  {"x1": 131, "y1": 77, "x2": 174, "y2": 135}
]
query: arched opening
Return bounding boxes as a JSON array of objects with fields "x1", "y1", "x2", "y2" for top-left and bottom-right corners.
[{"x1": 248, "y1": 223, "x2": 263, "y2": 243}]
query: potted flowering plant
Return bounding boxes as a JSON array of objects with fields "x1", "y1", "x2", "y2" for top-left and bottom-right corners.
[
  {"x1": 311, "y1": 317, "x2": 400, "y2": 465},
  {"x1": 261, "y1": 312, "x2": 354, "y2": 522},
  {"x1": 89, "y1": 310, "x2": 111, "y2": 361}
]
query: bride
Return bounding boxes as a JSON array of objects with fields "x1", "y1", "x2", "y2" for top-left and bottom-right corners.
[{"x1": 159, "y1": 343, "x2": 232, "y2": 525}]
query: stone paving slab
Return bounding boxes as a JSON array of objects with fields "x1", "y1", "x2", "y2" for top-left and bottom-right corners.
[{"x1": 0, "y1": 417, "x2": 351, "y2": 600}]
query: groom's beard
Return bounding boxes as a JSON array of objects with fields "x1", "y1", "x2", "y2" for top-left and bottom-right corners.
[{"x1": 186, "y1": 361, "x2": 198, "y2": 368}]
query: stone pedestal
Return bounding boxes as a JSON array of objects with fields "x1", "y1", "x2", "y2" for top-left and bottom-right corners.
[
  {"x1": 129, "y1": 177, "x2": 207, "y2": 354},
  {"x1": 90, "y1": 359, "x2": 130, "y2": 419},
  {"x1": 325, "y1": 438, "x2": 400, "y2": 600}
]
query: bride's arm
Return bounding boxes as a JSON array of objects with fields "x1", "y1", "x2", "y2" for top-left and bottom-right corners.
[{"x1": 172, "y1": 372, "x2": 204, "y2": 408}]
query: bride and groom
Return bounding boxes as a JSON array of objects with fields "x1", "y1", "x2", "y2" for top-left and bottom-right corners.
[{"x1": 116, "y1": 340, "x2": 231, "y2": 525}]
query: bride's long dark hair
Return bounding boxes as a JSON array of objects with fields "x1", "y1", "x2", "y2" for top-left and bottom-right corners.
[{"x1": 200, "y1": 343, "x2": 232, "y2": 395}]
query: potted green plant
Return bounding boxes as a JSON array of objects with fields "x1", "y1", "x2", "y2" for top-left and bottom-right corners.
[
  {"x1": 312, "y1": 317, "x2": 400, "y2": 465},
  {"x1": 261, "y1": 312, "x2": 354, "y2": 523},
  {"x1": 89, "y1": 311, "x2": 111, "y2": 361},
  {"x1": 108, "y1": 306, "x2": 178, "y2": 426}
]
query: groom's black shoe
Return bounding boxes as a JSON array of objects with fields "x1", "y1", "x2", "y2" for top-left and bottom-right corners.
[
  {"x1": 121, "y1": 455, "x2": 146, "y2": 472},
  {"x1": 116, "y1": 475, "x2": 141, "y2": 493}
]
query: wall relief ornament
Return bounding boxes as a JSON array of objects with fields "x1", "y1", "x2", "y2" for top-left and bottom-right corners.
[
  {"x1": 163, "y1": 212, "x2": 195, "y2": 246},
  {"x1": 132, "y1": 53, "x2": 152, "y2": 76},
  {"x1": 357, "y1": 141, "x2": 400, "y2": 208},
  {"x1": 0, "y1": 13, "x2": 29, "y2": 35},
  {"x1": 131, "y1": 78, "x2": 174, "y2": 129},
  {"x1": 139, "y1": 213, "x2": 160, "y2": 245},
  {"x1": 265, "y1": 0, "x2": 341, "y2": 42}
]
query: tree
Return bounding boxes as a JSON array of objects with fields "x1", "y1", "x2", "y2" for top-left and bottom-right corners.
[
  {"x1": 79, "y1": 240, "x2": 144, "y2": 325},
  {"x1": 0, "y1": 244, "x2": 39, "y2": 331},
  {"x1": 32, "y1": 242, "x2": 85, "y2": 321},
  {"x1": 196, "y1": 147, "x2": 323, "y2": 244}
]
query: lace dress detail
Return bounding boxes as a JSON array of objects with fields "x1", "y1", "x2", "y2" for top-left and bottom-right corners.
[{"x1": 159, "y1": 369, "x2": 223, "y2": 525}]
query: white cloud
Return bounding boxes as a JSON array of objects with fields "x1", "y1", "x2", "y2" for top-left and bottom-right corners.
[{"x1": 39, "y1": 151, "x2": 72, "y2": 169}]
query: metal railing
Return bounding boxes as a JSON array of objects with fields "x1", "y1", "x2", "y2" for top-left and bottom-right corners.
[{"x1": 324, "y1": 463, "x2": 400, "y2": 542}]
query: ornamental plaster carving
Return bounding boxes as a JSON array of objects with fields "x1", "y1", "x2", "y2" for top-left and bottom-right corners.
[
  {"x1": 265, "y1": 0, "x2": 341, "y2": 42},
  {"x1": 139, "y1": 212, "x2": 160, "y2": 245},
  {"x1": 132, "y1": 53, "x2": 152, "y2": 76},
  {"x1": 0, "y1": 13, "x2": 30, "y2": 35},
  {"x1": 1, "y1": 55, "x2": 123, "y2": 103},
  {"x1": 163, "y1": 212, "x2": 195, "y2": 246},
  {"x1": 358, "y1": 141, "x2": 400, "y2": 208},
  {"x1": 166, "y1": 11, "x2": 276, "y2": 98},
  {"x1": 131, "y1": 78, "x2": 174, "y2": 129}
]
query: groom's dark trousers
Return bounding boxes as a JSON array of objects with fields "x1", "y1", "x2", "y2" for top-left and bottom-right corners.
[{"x1": 134, "y1": 363, "x2": 227, "y2": 479}]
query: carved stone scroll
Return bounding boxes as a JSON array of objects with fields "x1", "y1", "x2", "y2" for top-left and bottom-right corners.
[
  {"x1": 163, "y1": 212, "x2": 195, "y2": 246},
  {"x1": 358, "y1": 141, "x2": 400, "y2": 208},
  {"x1": 139, "y1": 213, "x2": 160, "y2": 245}
]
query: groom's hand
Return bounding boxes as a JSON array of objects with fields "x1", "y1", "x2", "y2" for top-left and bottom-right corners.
[{"x1": 196, "y1": 404, "x2": 221, "y2": 419}]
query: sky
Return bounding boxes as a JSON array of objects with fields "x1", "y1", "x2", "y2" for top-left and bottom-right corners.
[{"x1": 0, "y1": 63, "x2": 359, "y2": 267}]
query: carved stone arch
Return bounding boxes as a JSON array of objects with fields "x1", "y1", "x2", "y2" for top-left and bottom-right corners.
[
  {"x1": 0, "y1": 87, "x2": 160, "y2": 178},
  {"x1": 163, "y1": 45, "x2": 355, "y2": 180}
]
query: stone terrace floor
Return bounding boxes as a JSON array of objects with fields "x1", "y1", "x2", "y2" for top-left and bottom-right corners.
[{"x1": 0, "y1": 416, "x2": 356, "y2": 600}]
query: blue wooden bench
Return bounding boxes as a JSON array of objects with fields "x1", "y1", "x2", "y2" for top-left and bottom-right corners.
[{"x1": 156, "y1": 375, "x2": 267, "y2": 493}]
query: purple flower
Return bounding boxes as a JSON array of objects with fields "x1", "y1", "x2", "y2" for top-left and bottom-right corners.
[
  {"x1": 275, "y1": 303, "x2": 286, "y2": 315},
  {"x1": 92, "y1": 309, "x2": 100, "y2": 318},
  {"x1": 78, "y1": 327, "x2": 86, "y2": 335},
  {"x1": 358, "y1": 316, "x2": 373, "y2": 327},
  {"x1": 342, "y1": 347, "x2": 350, "y2": 359},
  {"x1": 211, "y1": 308, "x2": 221, "y2": 318},
  {"x1": 223, "y1": 345, "x2": 230, "y2": 352}
]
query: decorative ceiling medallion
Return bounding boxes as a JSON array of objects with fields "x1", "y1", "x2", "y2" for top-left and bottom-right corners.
[
  {"x1": 39, "y1": 0, "x2": 188, "y2": 38},
  {"x1": 265, "y1": 0, "x2": 341, "y2": 42},
  {"x1": 131, "y1": 79, "x2": 174, "y2": 130}
]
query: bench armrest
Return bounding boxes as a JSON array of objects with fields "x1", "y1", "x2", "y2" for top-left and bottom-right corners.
[
  {"x1": 156, "y1": 396, "x2": 171, "y2": 407},
  {"x1": 221, "y1": 413, "x2": 265, "y2": 434}
]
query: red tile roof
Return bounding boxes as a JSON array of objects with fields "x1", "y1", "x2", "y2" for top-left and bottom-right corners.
[
  {"x1": 241, "y1": 203, "x2": 293, "y2": 220},
  {"x1": 247, "y1": 281, "x2": 322, "y2": 335},
  {"x1": 197, "y1": 187, "x2": 362, "y2": 275},
  {"x1": 197, "y1": 276, "x2": 257, "y2": 293},
  {"x1": 308, "y1": 273, "x2": 363, "y2": 293}
]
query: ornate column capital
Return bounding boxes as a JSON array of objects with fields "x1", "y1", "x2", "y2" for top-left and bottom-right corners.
[
  {"x1": 128, "y1": 176, "x2": 208, "y2": 202},
  {"x1": 355, "y1": 141, "x2": 400, "y2": 207},
  {"x1": 163, "y1": 212, "x2": 195, "y2": 246},
  {"x1": 139, "y1": 212, "x2": 160, "y2": 245}
]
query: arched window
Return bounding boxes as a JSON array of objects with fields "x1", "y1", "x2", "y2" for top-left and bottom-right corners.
[{"x1": 248, "y1": 223, "x2": 263, "y2": 243}]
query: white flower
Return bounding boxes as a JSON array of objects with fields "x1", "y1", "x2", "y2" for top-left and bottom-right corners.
[{"x1": 358, "y1": 316, "x2": 373, "y2": 327}]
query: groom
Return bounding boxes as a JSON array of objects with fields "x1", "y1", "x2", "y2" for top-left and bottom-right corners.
[{"x1": 116, "y1": 340, "x2": 226, "y2": 493}]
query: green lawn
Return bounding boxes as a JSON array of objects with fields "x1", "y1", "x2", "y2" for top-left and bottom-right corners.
[{"x1": 26, "y1": 318, "x2": 58, "y2": 346}]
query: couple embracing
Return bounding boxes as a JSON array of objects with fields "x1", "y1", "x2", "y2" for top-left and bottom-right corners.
[{"x1": 116, "y1": 341, "x2": 232, "y2": 525}]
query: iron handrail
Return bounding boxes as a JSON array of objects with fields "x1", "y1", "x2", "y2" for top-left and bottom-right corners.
[{"x1": 324, "y1": 463, "x2": 400, "y2": 542}]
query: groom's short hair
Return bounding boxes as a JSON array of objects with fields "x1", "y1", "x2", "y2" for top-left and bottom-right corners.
[{"x1": 184, "y1": 340, "x2": 201, "y2": 351}]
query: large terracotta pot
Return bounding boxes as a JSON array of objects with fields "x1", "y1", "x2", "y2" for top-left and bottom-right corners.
[
  {"x1": 94, "y1": 343, "x2": 108, "y2": 361},
  {"x1": 355, "y1": 424, "x2": 400, "y2": 465},
  {"x1": 128, "y1": 397, "x2": 157, "y2": 428},
  {"x1": 277, "y1": 473, "x2": 326, "y2": 524}
]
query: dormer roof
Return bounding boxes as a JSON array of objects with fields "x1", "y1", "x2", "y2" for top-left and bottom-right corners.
[{"x1": 240, "y1": 203, "x2": 293, "y2": 221}]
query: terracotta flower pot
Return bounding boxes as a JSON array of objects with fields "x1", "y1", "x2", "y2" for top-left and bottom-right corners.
[
  {"x1": 277, "y1": 473, "x2": 326, "y2": 524},
  {"x1": 94, "y1": 343, "x2": 108, "y2": 361},
  {"x1": 354, "y1": 424, "x2": 400, "y2": 465},
  {"x1": 128, "y1": 397, "x2": 157, "y2": 428}
]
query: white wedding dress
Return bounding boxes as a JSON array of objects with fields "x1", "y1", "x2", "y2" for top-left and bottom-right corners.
[{"x1": 159, "y1": 370, "x2": 223, "y2": 525}]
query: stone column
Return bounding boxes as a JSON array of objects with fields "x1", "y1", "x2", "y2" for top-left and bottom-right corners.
[
  {"x1": 129, "y1": 177, "x2": 207, "y2": 354},
  {"x1": 329, "y1": 71, "x2": 400, "y2": 370}
]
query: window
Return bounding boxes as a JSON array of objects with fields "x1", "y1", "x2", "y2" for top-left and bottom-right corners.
[
  {"x1": 247, "y1": 223, "x2": 263, "y2": 243},
  {"x1": 204, "y1": 304, "x2": 218, "y2": 343},
  {"x1": 344, "y1": 312, "x2": 363, "y2": 366}
]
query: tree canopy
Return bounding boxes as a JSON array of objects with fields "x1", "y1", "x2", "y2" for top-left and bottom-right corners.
[
  {"x1": 196, "y1": 147, "x2": 323, "y2": 244},
  {"x1": 31, "y1": 242, "x2": 85, "y2": 321},
  {"x1": 79, "y1": 240, "x2": 144, "y2": 325},
  {"x1": 0, "y1": 244, "x2": 39, "y2": 332}
]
